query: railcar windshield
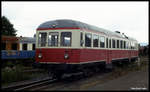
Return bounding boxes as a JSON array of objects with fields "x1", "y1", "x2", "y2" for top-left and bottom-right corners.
[
  {"x1": 48, "y1": 32, "x2": 59, "y2": 46},
  {"x1": 38, "y1": 32, "x2": 47, "y2": 47}
]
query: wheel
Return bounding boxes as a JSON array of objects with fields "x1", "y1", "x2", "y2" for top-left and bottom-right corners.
[
  {"x1": 47, "y1": 70, "x2": 56, "y2": 79},
  {"x1": 83, "y1": 68, "x2": 93, "y2": 77},
  {"x1": 55, "y1": 73, "x2": 63, "y2": 80}
]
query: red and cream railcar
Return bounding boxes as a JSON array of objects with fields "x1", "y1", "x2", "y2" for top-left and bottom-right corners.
[{"x1": 35, "y1": 19, "x2": 138, "y2": 78}]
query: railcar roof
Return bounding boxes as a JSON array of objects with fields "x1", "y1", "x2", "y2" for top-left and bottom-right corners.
[
  {"x1": 18, "y1": 37, "x2": 36, "y2": 43},
  {"x1": 37, "y1": 19, "x2": 137, "y2": 41}
]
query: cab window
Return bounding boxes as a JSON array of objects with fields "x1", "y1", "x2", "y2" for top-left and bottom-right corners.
[
  {"x1": 48, "y1": 32, "x2": 59, "y2": 46},
  {"x1": 61, "y1": 32, "x2": 72, "y2": 46},
  {"x1": 38, "y1": 32, "x2": 47, "y2": 47}
]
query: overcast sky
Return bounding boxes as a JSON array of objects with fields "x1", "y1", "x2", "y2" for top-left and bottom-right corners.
[{"x1": 2, "y1": 1, "x2": 148, "y2": 43}]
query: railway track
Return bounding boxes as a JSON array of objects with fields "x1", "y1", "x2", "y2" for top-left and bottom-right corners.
[
  {"x1": 2, "y1": 72, "x2": 83, "y2": 91},
  {"x1": 2, "y1": 69, "x2": 113, "y2": 91},
  {"x1": 2, "y1": 77, "x2": 57, "y2": 91}
]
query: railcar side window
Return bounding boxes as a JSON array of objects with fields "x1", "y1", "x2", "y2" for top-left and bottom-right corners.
[
  {"x1": 23, "y1": 43, "x2": 27, "y2": 50},
  {"x1": 38, "y1": 32, "x2": 47, "y2": 47},
  {"x1": 61, "y1": 32, "x2": 72, "y2": 46},
  {"x1": 2, "y1": 42, "x2": 6, "y2": 50},
  {"x1": 93, "y1": 34, "x2": 99, "y2": 47},
  {"x1": 126, "y1": 42, "x2": 129, "y2": 49},
  {"x1": 120, "y1": 40, "x2": 123, "y2": 49},
  {"x1": 106, "y1": 38, "x2": 108, "y2": 48},
  {"x1": 109, "y1": 39, "x2": 111, "y2": 48},
  {"x1": 136, "y1": 43, "x2": 138, "y2": 50},
  {"x1": 100, "y1": 36, "x2": 105, "y2": 48},
  {"x1": 129, "y1": 42, "x2": 131, "y2": 49},
  {"x1": 131, "y1": 42, "x2": 133, "y2": 49},
  {"x1": 80, "y1": 32, "x2": 84, "y2": 47},
  {"x1": 124, "y1": 41, "x2": 126, "y2": 49},
  {"x1": 112, "y1": 39, "x2": 115, "y2": 48},
  {"x1": 85, "y1": 33, "x2": 92, "y2": 47},
  {"x1": 48, "y1": 32, "x2": 59, "y2": 46},
  {"x1": 117, "y1": 40, "x2": 119, "y2": 48},
  {"x1": 131, "y1": 42, "x2": 135, "y2": 49},
  {"x1": 32, "y1": 44, "x2": 35, "y2": 50}
]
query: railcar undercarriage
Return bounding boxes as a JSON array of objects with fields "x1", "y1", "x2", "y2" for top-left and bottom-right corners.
[{"x1": 34, "y1": 56, "x2": 139, "y2": 79}]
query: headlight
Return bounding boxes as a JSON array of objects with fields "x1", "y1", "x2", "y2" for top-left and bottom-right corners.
[
  {"x1": 64, "y1": 53, "x2": 69, "y2": 59},
  {"x1": 38, "y1": 53, "x2": 42, "y2": 58}
]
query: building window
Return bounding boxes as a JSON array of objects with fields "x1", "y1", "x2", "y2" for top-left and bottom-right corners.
[
  {"x1": 117, "y1": 40, "x2": 119, "y2": 48},
  {"x1": 2, "y1": 42, "x2": 6, "y2": 50},
  {"x1": 100, "y1": 36, "x2": 105, "y2": 48},
  {"x1": 112, "y1": 39, "x2": 116, "y2": 48},
  {"x1": 32, "y1": 44, "x2": 35, "y2": 50},
  {"x1": 106, "y1": 38, "x2": 108, "y2": 48},
  {"x1": 38, "y1": 32, "x2": 47, "y2": 47},
  {"x1": 80, "y1": 32, "x2": 84, "y2": 47},
  {"x1": 61, "y1": 32, "x2": 72, "y2": 46},
  {"x1": 48, "y1": 32, "x2": 59, "y2": 46},
  {"x1": 85, "y1": 33, "x2": 92, "y2": 47},
  {"x1": 93, "y1": 34, "x2": 99, "y2": 47},
  {"x1": 109, "y1": 39, "x2": 111, "y2": 48},
  {"x1": 11, "y1": 43, "x2": 18, "y2": 50},
  {"x1": 23, "y1": 43, "x2": 27, "y2": 50}
]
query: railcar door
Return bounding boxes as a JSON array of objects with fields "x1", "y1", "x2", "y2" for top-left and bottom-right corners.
[
  {"x1": 108, "y1": 50, "x2": 112, "y2": 63},
  {"x1": 107, "y1": 38, "x2": 112, "y2": 63}
]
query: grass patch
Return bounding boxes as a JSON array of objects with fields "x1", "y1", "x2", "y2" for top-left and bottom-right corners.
[
  {"x1": 2, "y1": 64, "x2": 30, "y2": 85},
  {"x1": 111, "y1": 56, "x2": 148, "y2": 78},
  {"x1": 1, "y1": 63, "x2": 47, "y2": 86}
]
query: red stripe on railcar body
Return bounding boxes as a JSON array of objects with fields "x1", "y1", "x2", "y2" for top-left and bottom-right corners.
[{"x1": 36, "y1": 48, "x2": 138, "y2": 64}]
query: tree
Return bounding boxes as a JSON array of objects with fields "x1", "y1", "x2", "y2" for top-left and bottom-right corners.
[{"x1": 1, "y1": 16, "x2": 17, "y2": 36}]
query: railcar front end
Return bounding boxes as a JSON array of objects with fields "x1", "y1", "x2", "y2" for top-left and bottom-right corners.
[{"x1": 35, "y1": 28, "x2": 84, "y2": 78}]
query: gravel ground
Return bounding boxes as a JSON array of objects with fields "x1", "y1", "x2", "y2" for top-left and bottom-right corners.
[
  {"x1": 54, "y1": 69, "x2": 148, "y2": 91},
  {"x1": 87, "y1": 69, "x2": 148, "y2": 91}
]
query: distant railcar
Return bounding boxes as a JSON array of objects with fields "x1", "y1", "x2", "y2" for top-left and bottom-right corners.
[
  {"x1": 35, "y1": 19, "x2": 139, "y2": 79},
  {"x1": 1, "y1": 36, "x2": 35, "y2": 60}
]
